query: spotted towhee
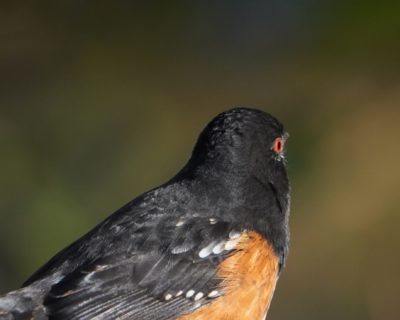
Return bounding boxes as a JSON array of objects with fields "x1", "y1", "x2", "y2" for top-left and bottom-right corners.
[{"x1": 0, "y1": 107, "x2": 290, "y2": 320}]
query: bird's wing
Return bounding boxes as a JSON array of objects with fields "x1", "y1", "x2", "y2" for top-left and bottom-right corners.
[{"x1": 44, "y1": 217, "x2": 244, "y2": 320}]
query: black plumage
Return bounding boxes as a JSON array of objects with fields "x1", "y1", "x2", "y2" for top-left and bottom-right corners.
[{"x1": 0, "y1": 107, "x2": 290, "y2": 320}]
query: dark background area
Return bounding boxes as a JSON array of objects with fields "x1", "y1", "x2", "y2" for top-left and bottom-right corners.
[{"x1": 1, "y1": 1, "x2": 399, "y2": 319}]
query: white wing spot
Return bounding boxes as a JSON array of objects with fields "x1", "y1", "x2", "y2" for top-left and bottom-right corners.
[
  {"x1": 199, "y1": 247, "x2": 212, "y2": 258},
  {"x1": 175, "y1": 290, "x2": 183, "y2": 297},
  {"x1": 209, "y1": 218, "x2": 217, "y2": 224},
  {"x1": 224, "y1": 238, "x2": 240, "y2": 251},
  {"x1": 83, "y1": 271, "x2": 96, "y2": 283},
  {"x1": 171, "y1": 245, "x2": 191, "y2": 254},
  {"x1": 198, "y1": 242, "x2": 215, "y2": 258},
  {"x1": 207, "y1": 290, "x2": 219, "y2": 298},
  {"x1": 186, "y1": 290, "x2": 195, "y2": 298},
  {"x1": 165, "y1": 293, "x2": 173, "y2": 301},
  {"x1": 95, "y1": 265, "x2": 109, "y2": 271},
  {"x1": 212, "y1": 241, "x2": 225, "y2": 254},
  {"x1": 229, "y1": 230, "x2": 241, "y2": 239},
  {"x1": 194, "y1": 292, "x2": 204, "y2": 301},
  {"x1": 176, "y1": 220, "x2": 185, "y2": 227}
]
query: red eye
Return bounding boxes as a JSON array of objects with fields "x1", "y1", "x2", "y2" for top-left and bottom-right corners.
[{"x1": 273, "y1": 138, "x2": 283, "y2": 153}]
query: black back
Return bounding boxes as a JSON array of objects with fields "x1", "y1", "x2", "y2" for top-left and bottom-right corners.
[{"x1": 21, "y1": 107, "x2": 290, "y2": 320}]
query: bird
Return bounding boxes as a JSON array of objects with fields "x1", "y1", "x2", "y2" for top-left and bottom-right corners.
[{"x1": 0, "y1": 107, "x2": 290, "y2": 320}]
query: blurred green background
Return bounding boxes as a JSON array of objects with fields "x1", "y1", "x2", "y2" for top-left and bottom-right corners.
[{"x1": 1, "y1": 1, "x2": 399, "y2": 319}]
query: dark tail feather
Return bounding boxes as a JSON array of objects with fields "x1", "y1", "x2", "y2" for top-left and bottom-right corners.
[{"x1": 0, "y1": 287, "x2": 47, "y2": 320}]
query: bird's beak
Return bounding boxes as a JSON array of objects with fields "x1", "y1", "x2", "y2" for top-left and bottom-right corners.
[{"x1": 282, "y1": 132, "x2": 290, "y2": 141}]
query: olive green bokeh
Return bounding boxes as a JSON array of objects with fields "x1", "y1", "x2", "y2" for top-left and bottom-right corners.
[{"x1": 1, "y1": 1, "x2": 399, "y2": 319}]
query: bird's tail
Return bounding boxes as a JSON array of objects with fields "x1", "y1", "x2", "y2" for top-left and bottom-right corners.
[{"x1": 0, "y1": 286, "x2": 47, "y2": 320}]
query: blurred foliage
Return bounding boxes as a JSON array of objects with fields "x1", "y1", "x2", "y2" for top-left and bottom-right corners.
[{"x1": 0, "y1": 1, "x2": 399, "y2": 319}]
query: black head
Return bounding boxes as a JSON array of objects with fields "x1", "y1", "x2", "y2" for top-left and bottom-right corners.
[
  {"x1": 176, "y1": 107, "x2": 290, "y2": 264},
  {"x1": 185, "y1": 107, "x2": 289, "y2": 194}
]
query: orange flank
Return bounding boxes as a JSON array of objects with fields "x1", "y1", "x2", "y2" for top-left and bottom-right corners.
[{"x1": 178, "y1": 232, "x2": 279, "y2": 320}]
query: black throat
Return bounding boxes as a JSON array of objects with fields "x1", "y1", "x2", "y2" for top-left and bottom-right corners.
[{"x1": 174, "y1": 161, "x2": 290, "y2": 269}]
